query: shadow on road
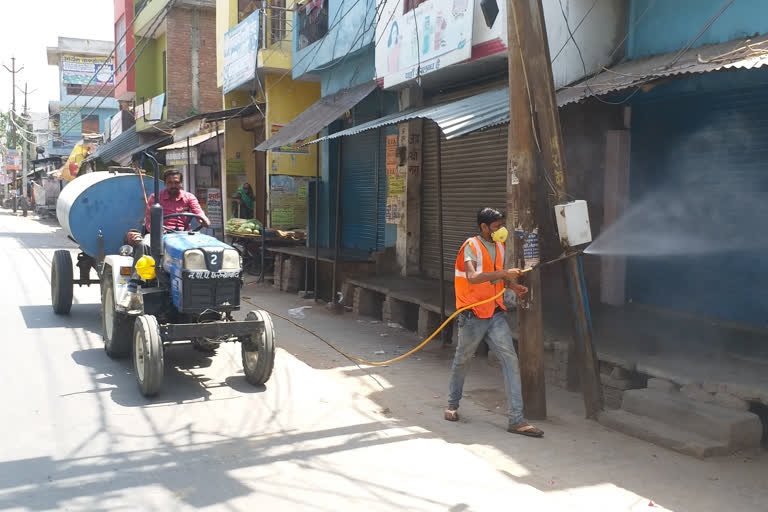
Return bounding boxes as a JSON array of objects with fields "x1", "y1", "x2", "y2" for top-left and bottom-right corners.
[
  {"x1": 0, "y1": 232, "x2": 74, "y2": 250},
  {"x1": 0, "y1": 420, "x2": 433, "y2": 510},
  {"x1": 19, "y1": 304, "x2": 102, "y2": 335}
]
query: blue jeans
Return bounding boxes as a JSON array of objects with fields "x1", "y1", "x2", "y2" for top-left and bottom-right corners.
[{"x1": 448, "y1": 310, "x2": 524, "y2": 425}]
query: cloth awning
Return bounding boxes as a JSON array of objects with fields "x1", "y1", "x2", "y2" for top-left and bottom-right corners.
[
  {"x1": 255, "y1": 81, "x2": 378, "y2": 152},
  {"x1": 556, "y1": 34, "x2": 768, "y2": 106},
  {"x1": 306, "y1": 87, "x2": 509, "y2": 145},
  {"x1": 157, "y1": 130, "x2": 220, "y2": 151}
]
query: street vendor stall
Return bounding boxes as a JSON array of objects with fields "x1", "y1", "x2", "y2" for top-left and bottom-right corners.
[{"x1": 225, "y1": 217, "x2": 306, "y2": 280}]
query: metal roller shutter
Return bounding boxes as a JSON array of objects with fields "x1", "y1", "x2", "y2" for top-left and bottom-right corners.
[
  {"x1": 628, "y1": 85, "x2": 768, "y2": 326},
  {"x1": 421, "y1": 121, "x2": 508, "y2": 280},
  {"x1": 342, "y1": 129, "x2": 381, "y2": 251}
]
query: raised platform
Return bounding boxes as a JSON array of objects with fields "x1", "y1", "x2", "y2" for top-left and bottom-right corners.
[{"x1": 267, "y1": 245, "x2": 374, "y2": 263}]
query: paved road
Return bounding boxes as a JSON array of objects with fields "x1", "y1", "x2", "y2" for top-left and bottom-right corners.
[{"x1": 0, "y1": 209, "x2": 555, "y2": 512}]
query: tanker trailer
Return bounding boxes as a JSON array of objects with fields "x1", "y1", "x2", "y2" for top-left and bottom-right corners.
[{"x1": 52, "y1": 159, "x2": 275, "y2": 398}]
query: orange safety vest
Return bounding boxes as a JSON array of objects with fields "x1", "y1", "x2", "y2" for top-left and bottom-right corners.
[{"x1": 455, "y1": 237, "x2": 506, "y2": 319}]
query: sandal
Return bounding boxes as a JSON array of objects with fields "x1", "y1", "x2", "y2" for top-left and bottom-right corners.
[
  {"x1": 444, "y1": 408, "x2": 459, "y2": 422},
  {"x1": 507, "y1": 423, "x2": 544, "y2": 437}
]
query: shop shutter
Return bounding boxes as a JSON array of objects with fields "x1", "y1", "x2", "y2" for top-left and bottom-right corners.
[
  {"x1": 628, "y1": 85, "x2": 768, "y2": 326},
  {"x1": 341, "y1": 128, "x2": 384, "y2": 251},
  {"x1": 421, "y1": 121, "x2": 508, "y2": 280}
]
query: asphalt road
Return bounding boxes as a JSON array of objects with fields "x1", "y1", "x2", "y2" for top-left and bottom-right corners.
[{"x1": 0, "y1": 209, "x2": 555, "y2": 512}]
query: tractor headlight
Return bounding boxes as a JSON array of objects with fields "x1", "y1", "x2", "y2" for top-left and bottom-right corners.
[
  {"x1": 183, "y1": 249, "x2": 207, "y2": 270},
  {"x1": 221, "y1": 249, "x2": 241, "y2": 270}
]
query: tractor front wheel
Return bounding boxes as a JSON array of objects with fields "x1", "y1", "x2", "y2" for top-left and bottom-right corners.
[
  {"x1": 241, "y1": 310, "x2": 276, "y2": 386},
  {"x1": 133, "y1": 315, "x2": 164, "y2": 397}
]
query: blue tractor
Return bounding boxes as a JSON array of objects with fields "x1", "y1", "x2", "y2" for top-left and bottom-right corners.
[{"x1": 52, "y1": 155, "x2": 275, "y2": 397}]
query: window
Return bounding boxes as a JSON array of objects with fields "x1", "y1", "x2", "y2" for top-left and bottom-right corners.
[
  {"x1": 297, "y1": 0, "x2": 328, "y2": 51},
  {"x1": 239, "y1": 0, "x2": 263, "y2": 22},
  {"x1": 116, "y1": 16, "x2": 127, "y2": 73},
  {"x1": 81, "y1": 115, "x2": 100, "y2": 134},
  {"x1": 269, "y1": 0, "x2": 287, "y2": 45},
  {"x1": 404, "y1": 0, "x2": 427, "y2": 14},
  {"x1": 66, "y1": 84, "x2": 112, "y2": 97}
]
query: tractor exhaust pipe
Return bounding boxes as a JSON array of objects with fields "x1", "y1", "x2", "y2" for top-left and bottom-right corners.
[{"x1": 143, "y1": 151, "x2": 164, "y2": 267}]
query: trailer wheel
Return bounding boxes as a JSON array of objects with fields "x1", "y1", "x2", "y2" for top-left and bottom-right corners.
[
  {"x1": 51, "y1": 250, "x2": 73, "y2": 315},
  {"x1": 101, "y1": 269, "x2": 132, "y2": 358},
  {"x1": 241, "y1": 310, "x2": 276, "y2": 386},
  {"x1": 133, "y1": 315, "x2": 164, "y2": 397}
]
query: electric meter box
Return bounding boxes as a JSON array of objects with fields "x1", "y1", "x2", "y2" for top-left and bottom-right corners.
[{"x1": 554, "y1": 200, "x2": 592, "y2": 247}]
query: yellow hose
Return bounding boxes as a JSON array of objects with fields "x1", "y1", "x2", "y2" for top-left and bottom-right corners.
[{"x1": 243, "y1": 269, "x2": 531, "y2": 366}]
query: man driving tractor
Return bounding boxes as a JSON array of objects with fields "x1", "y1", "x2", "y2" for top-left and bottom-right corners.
[{"x1": 120, "y1": 169, "x2": 210, "y2": 311}]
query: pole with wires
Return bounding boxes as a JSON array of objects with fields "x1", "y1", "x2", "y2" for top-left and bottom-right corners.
[{"x1": 3, "y1": 57, "x2": 22, "y2": 211}]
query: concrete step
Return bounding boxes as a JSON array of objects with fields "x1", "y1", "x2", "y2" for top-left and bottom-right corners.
[
  {"x1": 621, "y1": 389, "x2": 762, "y2": 451},
  {"x1": 598, "y1": 409, "x2": 731, "y2": 458}
]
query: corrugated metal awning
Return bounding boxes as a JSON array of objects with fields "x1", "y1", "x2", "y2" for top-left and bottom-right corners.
[
  {"x1": 86, "y1": 125, "x2": 139, "y2": 164},
  {"x1": 255, "y1": 81, "x2": 378, "y2": 151},
  {"x1": 112, "y1": 134, "x2": 173, "y2": 167},
  {"x1": 157, "y1": 131, "x2": 220, "y2": 151},
  {"x1": 306, "y1": 87, "x2": 509, "y2": 145},
  {"x1": 556, "y1": 35, "x2": 768, "y2": 106}
]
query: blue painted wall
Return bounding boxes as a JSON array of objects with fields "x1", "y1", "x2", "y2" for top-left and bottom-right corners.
[
  {"x1": 293, "y1": 0, "x2": 377, "y2": 82},
  {"x1": 320, "y1": 47, "x2": 376, "y2": 97},
  {"x1": 627, "y1": 0, "x2": 768, "y2": 59}
]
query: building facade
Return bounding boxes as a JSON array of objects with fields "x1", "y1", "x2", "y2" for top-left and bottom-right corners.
[{"x1": 45, "y1": 37, "x2": 120, "y2": 157}]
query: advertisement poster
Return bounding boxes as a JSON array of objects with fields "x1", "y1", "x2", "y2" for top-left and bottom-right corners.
[
  {"x1": 376, "y1": 0, "x2": 473, "y2": 88},
  {"x1": 270, "y1": 175, "x2": 310, "y2": 229},
  {"x1": 206, "y1": 188, "x2": 224, "y2": 230},
  {"x1": 62, "y1": 54, "x2": 114, "y2": 85},
  {"x1": 269, "y1": 124, "x2": 310, "y2": 154},
  {"x1": 223, "y1": 10, "x2": 260, "y2": 94},
  {"x1": 385, "y1": 135, "x2": 404, "y2": 224},
  {"x1": 6, "y1": 150, "x2": 21, "y2": 171}
]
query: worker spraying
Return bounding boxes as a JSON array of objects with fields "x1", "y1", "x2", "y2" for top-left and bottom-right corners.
[{"x1": 446, "y1": 207, "x2": 544, "y2": 438}]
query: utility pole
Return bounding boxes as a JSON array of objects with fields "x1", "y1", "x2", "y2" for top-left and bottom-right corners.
[
  {"x1": 509, "y1": 0, "x2": 603, "y2": 418},
  {"x1": 3, "y1": 57, "x2": 23, "y2": 211},
  {"x1": 22, "y1": 82, "x2": 29, "y2": 202},
  {"x1": 505, "y1": 0, "x2": 547, "y2": 420}
]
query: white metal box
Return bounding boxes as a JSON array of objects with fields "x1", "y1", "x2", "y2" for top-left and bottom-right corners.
[{"x1": 554, "y1": 200, "x2": 592, "y2": 247}]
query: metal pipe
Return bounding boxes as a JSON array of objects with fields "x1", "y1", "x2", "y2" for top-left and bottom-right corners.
[
  {"x1": 214, "y1": 122, "x2": 223, "y2": 240},
  {"x1": 143, "y1": 151, "x2": 164, "y2": 274},
  {"x1": 186, "y1": 136, "x2": 192, "y2": 192},
  {"x1": 436, "y1": 130, "x2": 447, "y2": 344},
  {"x1": 314, "y1": 134, "x2": 320, "y2": 302},
  {"x1": 332, "y1": 138, "x2": 343, "y2": 307}
]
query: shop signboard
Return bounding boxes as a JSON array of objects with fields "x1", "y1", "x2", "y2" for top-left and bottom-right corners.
[
  {"x1": 6, "y1": 150, "x2": 21, "y2": 171},
  {"x1": 62, "y1": 54, "x2": 114, "y2": 86},
  {"x1": 375, "y1": 0, "x2": 474, "y2": 88},
  {"x1": 206, "y1": 188, "x2": 224, "y2": 230},
  {"x1": 223, "y1": 10, "x2": 261, "y2": 94}
]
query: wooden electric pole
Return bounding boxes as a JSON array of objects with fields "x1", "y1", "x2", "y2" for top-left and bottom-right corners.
[
  {"x1": 505, "y1": 0, "x2": 546, "y2": 420},
  {"x1": 510, "y1": 0, "x2": 604, "y2": 418}
]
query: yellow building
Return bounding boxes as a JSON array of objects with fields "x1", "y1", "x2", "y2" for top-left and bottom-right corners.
[{"x1": 216, "y1": 0, "x2": 321, "y2": 228}]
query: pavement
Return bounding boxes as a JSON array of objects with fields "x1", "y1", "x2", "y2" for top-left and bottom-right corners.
[{"x1": 1, "y1": 208, "x2": 766, "y2": 511}]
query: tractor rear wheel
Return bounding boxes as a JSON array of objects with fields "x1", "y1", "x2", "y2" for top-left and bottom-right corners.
[
  {"x1": 241, "y1": 310, "x2": 276, "y2": 386},
  {"x1": 133, "y1": 315, "x2": 164, "y2": 397},
  {"x1": 51, "y1": 250, "x2": 73, "y2": 315}
]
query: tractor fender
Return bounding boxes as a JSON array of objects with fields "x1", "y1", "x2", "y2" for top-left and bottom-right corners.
[{"x1": 103, "y1": 255, "x2": 136, "y2": 305}]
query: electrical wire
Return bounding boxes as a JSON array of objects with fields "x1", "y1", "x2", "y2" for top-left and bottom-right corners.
[
  {"x1": 667, "y1": 0, "x2": 736, "y2": 67},
  {"x1": 551, "y1": 0, "x2": 599, "y2": 63},
  {"x1": 58, "y1": 1, "x2": 175, "y2": 138}
]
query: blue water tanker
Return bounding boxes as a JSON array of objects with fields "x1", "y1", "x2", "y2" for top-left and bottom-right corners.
[{"x1": 56, "y1": 171, "x2": 162, "y2": 258}]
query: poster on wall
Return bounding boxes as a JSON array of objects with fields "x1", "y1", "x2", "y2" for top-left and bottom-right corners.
[
  {"x1": 223, "y1": 10, "x2": 261, "y2": 94},
  {"x1": 269, "y1": 124, "x2": 311, "y2": 154},
  {"x1": 206, "y1": 188, "x2": 224, "y2": 230},
  {"x1": 270, "y1": 175, "x2": 310, "y2": 229},
  {"x1": 62, "y1": 54, "x2": 114, "y2": 85},
  {"x1": 375, "y1": 0, "x2": 474, "y2": 89},
  {"x1": 385, "y1": 135, "x2": 404, "y2": 224},
  {"x1": 6, "y1": 150, "x2": 21, "y2": 171}
]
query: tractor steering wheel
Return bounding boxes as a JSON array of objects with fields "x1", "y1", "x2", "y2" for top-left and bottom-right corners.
[{"x1": 162, "y1": 213, "x2": 207, "y2": 233}]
